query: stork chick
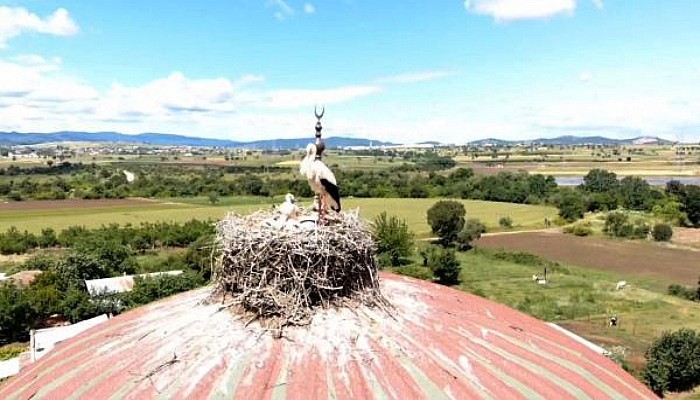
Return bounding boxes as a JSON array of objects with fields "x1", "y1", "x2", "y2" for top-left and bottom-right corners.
[{"x1": 278, "y1": 193, "x2": 299, "y2": 222}]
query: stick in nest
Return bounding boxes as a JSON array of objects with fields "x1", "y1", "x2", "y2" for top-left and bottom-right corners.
[{"x1": 212, "y1": 208, "x2": 387, "y2": 331}]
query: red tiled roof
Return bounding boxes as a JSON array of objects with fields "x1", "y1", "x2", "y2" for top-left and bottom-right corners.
[
  {"x1": 0, "y1": 273, "x2": 657, "y2": 399},
  {"x1": 8, "y1": 270, "x2": 42, "y2": 286}
]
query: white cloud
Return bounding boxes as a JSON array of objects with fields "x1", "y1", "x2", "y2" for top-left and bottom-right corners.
[
  {"x1": 464, "y1": 0, "x2": 576, "y2": 21},
  {"x1": 592, "y1": 0, "x2": 604, "y2": 9},
  {"x1": 268, "y1": 0, "x2": 294, "y2": 20},
  {"x1": 375, "y1": 70, "x2": 455, "y2": 84},
  {"x1": 304, "y1": 3, "x2": 316, "y2": 14},
  {"x1": 0, "y1": 57, "x2": 383, "y2": 140},
  {"x1": 262, "y1": 86, "x2": 380, "y2": 109},
  {"x1": 578, "y1": 71, "x2": 592, "y2": 83},
  {"x1": 0, "y1": 7, "x2": 79, "y2": 48}
]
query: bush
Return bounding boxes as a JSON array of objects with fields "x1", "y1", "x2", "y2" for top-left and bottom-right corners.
[
  {"x1": 603, "y1": 211, "x2": 630, "y2": 237},
  {"x1": 393, "y1": 265, "x2": 434, "y2": 281},
  {"x1": 0, "y1": 346, "x2": 25, "y2": 361},
  {"x1": 426, "y1": 200, "x2": 465, "y2": 246},
  {"x1": 603, "y1": 212, "x2": 649, "y2": 239},
  {"x1": 455, "y1": 218, "x2": 486, "y2": 251},
  {"x1": 652, "y1": 223, "x2": 673, "y2": 242},
  {"x1": 642, "y1": 328, "x2": 700, "y2": 396},
  {"x1": 668, "y1": 284, "x2": 697, "y2": 301},
  {"x1": 421, "y1": 246, "x2": 461, "y2": 285},
  {"x1": 563, "y1": 222, "x2": 593, "y2": 237},
  {"x1": 498, "y1": 216, "x2": 513, "y2": 228},
  {"x1": 371, "y1": 212, "x2": 415, "y2": 267},
  {"x1": 125, "y1": 271, "x2": 204, "y2": 307},
  {"x1": 631, "y1": 220, "x2": 651, "y2": 239},
  {"x1": 184, "y1": 234, "x2": 217, "y2": 279},
  {"x1": 477, "y1": 248, "x2": 551, "y2": 267}
]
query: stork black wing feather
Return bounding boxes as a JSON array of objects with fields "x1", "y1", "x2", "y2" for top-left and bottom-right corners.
[{"x1": 320, "y1": 179, "x2": 341, "y2": 212}]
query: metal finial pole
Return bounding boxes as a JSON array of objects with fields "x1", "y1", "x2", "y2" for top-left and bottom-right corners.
[{"x1": 314, "y1": 105, "x2": 325, "y2": 160}]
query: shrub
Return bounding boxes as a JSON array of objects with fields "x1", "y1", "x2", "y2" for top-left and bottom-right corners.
[
  {"x1": 393, "y1": 265, "x2": 434, "y2": 281},
  {"x1": 421, "y1": 246, "x2": 461, "y2": 285},
  {"x1": 455, "y1": 218, "x2": 486, "y2": 251},
  {"x1": 426, "y1": 200, "x2": 465, "y2": 246},
  {"x1": 371, "y1": 212, "x2": 415, "y2": 267},
  {"x1": 125, "y1": 271, "x2": 204, "y2": 307},
  {"x1": 498, "y1": 216, "x2": 513, "y2": 228},
  {"x1": 603, "y1": 211, "x2": 630, "y2": 237},
  {"x1": 184, "y1": 234, "x2": 217, "y2": 279},
  {"x1": 652, "y1": 223, "x2": 673, "y2": 242},
  {"x1": 631, "y1": 220, "x2": 651, "y2": 239},
  {"x1": 0, "y1": 346, "x2": 25, "y2": 361},
  {"x1": 668, "y1": 284, "x2": 697, "y2": 301},
  {"x1": 477, "y1": 248, "x2": 551, "y2": 267},
  {"x1": 563, "y1": 222, "x2": 593, "y2": 237},
  {"x1": 642, "y1": 328, "x2": 700, "y2": 396}
]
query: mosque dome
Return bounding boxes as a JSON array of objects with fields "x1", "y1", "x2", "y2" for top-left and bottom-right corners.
[{"x1": 0, "y1": 273, "x2": 656, "y2": 399}]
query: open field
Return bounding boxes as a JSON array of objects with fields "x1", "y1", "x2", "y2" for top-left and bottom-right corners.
[
  {"x1": 477, "y1": 231, "x2": 700, "y2": 286},
  {"x1": 449, "y1": 248, "x2": 700, "y2": 375},
  {"x1": 0, "y1": 197, "x2": 558, "y2": 236}
]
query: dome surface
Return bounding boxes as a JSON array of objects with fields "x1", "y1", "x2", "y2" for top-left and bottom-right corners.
[{"x1": 0, "y1": 273, "x2": 656, "y2": 399}]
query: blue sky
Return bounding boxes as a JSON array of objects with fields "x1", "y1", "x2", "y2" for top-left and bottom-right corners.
[{"x1": 0, "y1": 1, "x2": 699, "y2": 143}]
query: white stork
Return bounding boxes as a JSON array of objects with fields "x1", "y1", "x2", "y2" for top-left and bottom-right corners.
[
  {"x1": 300, "y1": 143, "x2": 340, "y2": 223},
  {"x1": 278, "y1": 193, "x2": 299, "y2": 221}
]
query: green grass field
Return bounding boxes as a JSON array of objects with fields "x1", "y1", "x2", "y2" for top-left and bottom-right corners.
[
  {"x1": 399, "y1": 248, "x2": 700, "y2": 377},
  {"x1": 0, "y1": 197, "x2": 557, "y2": 235}
]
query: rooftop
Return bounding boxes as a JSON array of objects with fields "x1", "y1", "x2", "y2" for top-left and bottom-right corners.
[{"x1": 0, "y1": 273, "x2": 655, "y2": 399}]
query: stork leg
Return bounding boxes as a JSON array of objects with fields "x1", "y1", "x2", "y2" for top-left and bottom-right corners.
[{"x1": 318, "y1": 197, "x2": 326, "y2": 226}]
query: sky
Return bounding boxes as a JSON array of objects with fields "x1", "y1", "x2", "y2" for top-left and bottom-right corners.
[{"x1": 0, "y1": 1, "x2": 699, "y2": 144}]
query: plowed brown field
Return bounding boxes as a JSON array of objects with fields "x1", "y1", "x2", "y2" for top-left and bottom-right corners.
[{"x1": 477, "y1": 231, "x2": 700, "y2": 285}]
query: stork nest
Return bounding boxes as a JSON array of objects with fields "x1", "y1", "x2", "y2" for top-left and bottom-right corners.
[{"x1": 213, "y1": 208, "x2": 386, "y2": 329}]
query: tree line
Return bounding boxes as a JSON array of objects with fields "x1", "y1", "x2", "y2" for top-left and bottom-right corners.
[
  {"x1": 0, "y1": 219, "x2": 214, "y2": 255},
  {"x1": 0, "y1": 221, "x2": 215, "y2": 343}
]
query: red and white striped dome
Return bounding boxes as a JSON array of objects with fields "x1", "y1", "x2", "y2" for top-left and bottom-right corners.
[{"x1": 0, "y1": 273, "x2": 656, "y2": 399}]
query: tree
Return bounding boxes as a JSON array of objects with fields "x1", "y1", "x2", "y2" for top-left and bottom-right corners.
[
  {"x1": 427, "y1": 200, "x2": 466, "y2": 246},
  {"x1": 62, "y1": 238, "x2": 136, "y2": 281},
  {"x1": 618, "y1": 176, "x2": 658, "y2": 211},
  {"x1": 184, "y1": 234, "x2": 217, "y2": 280},
  {"x1": 371, "y1": 212, "x2": 415, "y2": 267},
  {"x1": 421, "y1": 246, "x2": 461, "y2": 285},
  {"x1": 37, "y1": 228, "x2": 58, "y2": 248},
  {"x1": 125, "y1": 272, "x2": 204, "y2": 307},
  {"x1": 0, "y1": 283, "x2": 35, "y2": 342},
  {"x1": 642, "y1": 328, "x2": 700, "y2": 396},
  {"x1": 455, "y1": 218, "x2": 486, "y2": 251},
  {"x1": 582, "y1": 169, "x2": 618, "y2": 193},
  {"x1": 604, "y1": 212, "x2": 631, "y2": 237},
  {"x1": 651, "y1": 223, "x2": 673, "y2": 242},
  {"x1": 557, "y1": 189, "x2": 586, "y2": 222},
  {"x1": 681, "y1": 185, "x2": 700, "y2": 227},
  {"x1": 208, "y1": 191, "x2": 220, "y2": 205},
  {"x1": 652, "y1": 199, "x2": 687, "y2": 226},
  {"x1": 586, "y1": 192, "x2": 618, "y2": 212}
]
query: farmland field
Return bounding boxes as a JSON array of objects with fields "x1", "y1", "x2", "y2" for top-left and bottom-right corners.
[
  {"x1": 0, "y1": 197, "x2": 558, "y2": 236},
  {"x1": 454, "y1": 249, "x2": 700, "y2": 373},
  {"x1": 477, "y1": 231, "x2": 700, "y2": 286}
]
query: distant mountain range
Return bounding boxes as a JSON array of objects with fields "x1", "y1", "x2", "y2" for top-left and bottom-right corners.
[
  {"x1": 467, "y1": 135, "x2": 675, "y2": 146},
  {"x1": 0, "y1": 131, "x2": 394, "y2": 149},
  {"x1": 0, "y1": 131, "x2": 677, "y2": 148}
]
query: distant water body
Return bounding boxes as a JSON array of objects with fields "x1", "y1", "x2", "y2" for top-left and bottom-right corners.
[{"x1": 555, "y1": 176, "x2": 700, "y2": 187}]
